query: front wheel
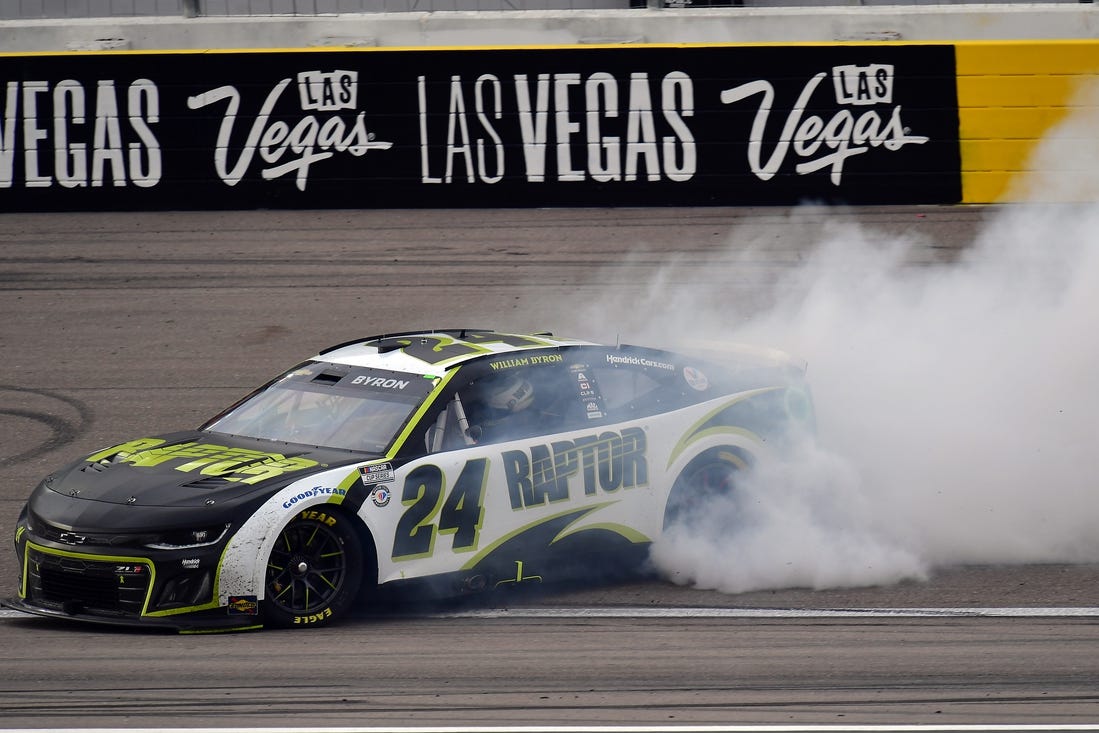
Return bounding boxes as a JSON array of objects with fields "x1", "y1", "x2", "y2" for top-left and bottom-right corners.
[{"x1": 263, "y1": 509, "x2": 364, "y2": 628}]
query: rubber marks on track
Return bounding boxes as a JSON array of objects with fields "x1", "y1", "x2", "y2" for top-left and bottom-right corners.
[{"x1": 0, "y1": 385, "x2": 93, "y2": 468}]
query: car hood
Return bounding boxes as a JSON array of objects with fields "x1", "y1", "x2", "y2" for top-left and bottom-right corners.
[{"x1": 34, "y1": 431, "x2": 371, "y2": 515}]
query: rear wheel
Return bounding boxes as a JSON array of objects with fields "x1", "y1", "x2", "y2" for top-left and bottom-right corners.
[
  {"x1": 263, "y1": 509, "x2": 363, "y2": 628},
  {"x1": 663, "y1": 447, "x2": 750, "y2": 531}
]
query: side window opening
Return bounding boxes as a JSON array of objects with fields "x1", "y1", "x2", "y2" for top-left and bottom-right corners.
[
  {"x1": 424, "y1": 394, "x2": 479, "y2": 453},
  {"x1": 454, "y1": 364, "x2": 590, "y2": 446},
  {"x1": 591, "y1": 367, "x2": 668, "y2": 420}
]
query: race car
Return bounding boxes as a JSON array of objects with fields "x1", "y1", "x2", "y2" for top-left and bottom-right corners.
[{"x1": 7, "y1": 329, "x2": 812, "y2": 631}]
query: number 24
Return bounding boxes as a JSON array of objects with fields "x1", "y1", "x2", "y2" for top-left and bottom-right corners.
[{"x1": 392, "y1": 458, "x2": 488, "y2": 560}]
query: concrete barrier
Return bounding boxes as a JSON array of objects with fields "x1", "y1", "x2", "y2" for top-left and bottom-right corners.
[
  {"x1": 2, "y1": 6, "x2": 1098, "y2": 53},
  {"x1": 957, "y1": 40, "x2": 1099, "y2": 203}
]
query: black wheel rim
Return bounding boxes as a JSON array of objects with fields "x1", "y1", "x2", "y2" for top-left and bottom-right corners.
[{"x1": 266, "y1": 521, "x2": 348, "y2": 615}]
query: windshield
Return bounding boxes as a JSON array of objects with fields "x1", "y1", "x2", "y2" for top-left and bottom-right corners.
[{"x1": 204, "y1": 362, "x2": 435, "y2": 453}]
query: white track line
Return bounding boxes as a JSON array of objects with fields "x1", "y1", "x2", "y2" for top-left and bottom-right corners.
[
  {"x1": 6, "y1": 725, "x2": 1099, "y2": 733},
  {"x1": 434, "y1": 606, "x2": 1099, "y2": 619}
]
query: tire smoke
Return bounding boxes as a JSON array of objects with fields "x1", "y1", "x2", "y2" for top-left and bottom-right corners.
[{"x1": 572, "y1": 100, "x2": 1099, "y2": 594}]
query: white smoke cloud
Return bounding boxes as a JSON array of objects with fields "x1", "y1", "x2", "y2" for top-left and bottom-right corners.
[{"x1": 565, "y1": 92, "x2": 1099, "y2": 594}]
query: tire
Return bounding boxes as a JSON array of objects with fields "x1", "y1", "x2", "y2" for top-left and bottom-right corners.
[
  {"x1": 662, "y1": 447, "x2": 750, "y2": 531},
  {"x1": 263, "y1": 508, "x2": 364, "y2": 629}
]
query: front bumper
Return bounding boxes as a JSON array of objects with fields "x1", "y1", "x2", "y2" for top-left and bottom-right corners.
[
  {"x1": 1, "y1": 595, "x2": 262, "y2": 632},
  {"x1": 11, "y1": 526, "x2": 263, "y2": 633}
]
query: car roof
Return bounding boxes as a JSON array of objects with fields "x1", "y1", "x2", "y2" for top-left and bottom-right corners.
[{"x1": 313, "y1": 329, "x2": 596, "y2": 376}]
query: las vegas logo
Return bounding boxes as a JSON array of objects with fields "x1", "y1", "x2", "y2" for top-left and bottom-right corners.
[
  {"x1": 187, "y1": 70, "x2": 392, "y2": 191},
  {"x1": 719, "y1": 63, "x2": 929, "y2": 186}
]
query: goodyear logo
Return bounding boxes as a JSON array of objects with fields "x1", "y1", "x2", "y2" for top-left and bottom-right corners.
[
  {"x1": 503, "y1": 427, "x2": 647, "y2": 509},
  {"x1": 281, "y1": 486, "x2": 347, "y2": 509}
]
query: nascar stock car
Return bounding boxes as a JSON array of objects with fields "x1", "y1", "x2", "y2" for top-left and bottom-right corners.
[{"x1": 7, "y1": 329, "x2": 813, "y2": 631}]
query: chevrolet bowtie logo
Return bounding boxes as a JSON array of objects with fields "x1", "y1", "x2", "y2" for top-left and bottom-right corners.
[{"x1": 58, "y1": 532, "x2": 87, "y2": 545}]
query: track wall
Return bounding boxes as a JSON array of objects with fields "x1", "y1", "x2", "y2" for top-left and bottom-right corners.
[
  {"x1": 0, "y1": 40, "x2": 1095, "y2": 211},
  {"x1": 957, "y1": 41, "x2": 1099, "y2": 204}
]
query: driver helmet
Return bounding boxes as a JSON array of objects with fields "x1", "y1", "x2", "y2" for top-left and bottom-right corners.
[{"x1": 484, "y1": 374, "x2": 535, "y2": 414}]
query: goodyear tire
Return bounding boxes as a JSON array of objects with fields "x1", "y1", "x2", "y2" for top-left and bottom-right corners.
[
  {"x1": 263, "y1": 508, "x2": 363, "y2": 629},
  {"x1": 662, "y1": 447, "x2": 750, "y2": 531}
]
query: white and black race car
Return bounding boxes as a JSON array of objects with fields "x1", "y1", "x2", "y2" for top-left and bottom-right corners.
[{"x1": 8, "y1": 329, "x2": 812, "y2": 631}]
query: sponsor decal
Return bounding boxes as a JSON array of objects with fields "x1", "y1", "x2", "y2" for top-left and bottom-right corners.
[
  {"x1": 281, "y1": 485, "x2": 347, "y2": 509},
  {"x1": 605, "y1": 353, "x2": 675, "y2": 371},
  {"x1": 299, "y1": 509, "x2": 339, "y2": 527},
  {"x1": 719, "y1": 63, "x2": 929, "y2": 186},
  {"x1": 683, "y1": 366, "x2": 709, "y2": 391},
  {"x1": 370, "y1": 486, "x2": 391, "y2": 507},
  {"x1": 186, "y1": 69, "x2": 393, "y2": 191},
  {"x1": 360, "y1": 462, "x2": 395, "y2": 484},
  {"x1": 88, "y1": 438, "x2": 319, "y2": 486},
  {"x1": 293, "y1": 606, "x2": 333, "y2": 624},
  {"x1": 502, "y1": 427, "x2": 648, "y2": 509},
  {"x1": 181, "y1": 558, "x2": 200, "y2": 569},
  {"x1": 228, "y1": 595, "x2": 259, "y2": 615},
  {"x1": 569, "y1": 365, "x2": 605, "y2": 418}
]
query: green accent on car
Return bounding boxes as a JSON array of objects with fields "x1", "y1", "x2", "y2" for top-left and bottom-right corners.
[
  {"x1": 459, "y1": 502, "x2": 615, "y2": 571},
  {"x1": 329, "y1": 468, "x2": 367, "y2": 505},
  {"x1": 666, "y1": 388, "x2": 780, "y2": 468},
  {"x1": 385, "y1": 368, "x2": 461, "y2": 458},
  {"x1": 178, "y1": 624, "x2": 264, "y2": 634},
  {"x1": 551, "y1": 521, "x2": 650, "y2": 546},
  {"x1": 145, "y1": 535, "x2": 243, "y2": 618},
  {"x1": 459, "y1": 501, "x2": 641, "y2": 571},
  {"x1": 85, "y1": 437, "x2": 167, "y2": 463},
  {"x1": 23, "y1": 542, "x2": 158, "y2": 614}
]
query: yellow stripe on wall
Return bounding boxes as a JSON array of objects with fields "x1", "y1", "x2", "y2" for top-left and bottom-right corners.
[{"x1": 956, "y1": 41, "x2": 1099, "y2": 203}]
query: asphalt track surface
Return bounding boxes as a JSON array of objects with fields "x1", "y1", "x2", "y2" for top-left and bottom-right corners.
[{"x1": 2, "y1": 206, "x2": 1098, "y2": 729}]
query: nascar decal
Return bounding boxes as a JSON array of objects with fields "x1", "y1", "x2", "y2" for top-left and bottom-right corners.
[
  {"x1": 86, "y1": 437, "x2": 318, "y2": 485},
  {"x1": 186, "y1": 69, "x2": 393, "y2": 191}
]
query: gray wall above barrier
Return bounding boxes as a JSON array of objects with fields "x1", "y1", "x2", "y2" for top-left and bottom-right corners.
[{"x1": 2, "y1": 5, "x2": 1098, "y2": 52}]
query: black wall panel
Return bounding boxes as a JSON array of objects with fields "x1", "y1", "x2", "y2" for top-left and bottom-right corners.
[{"x1": 0, "y1": 45, "x2": 961, "y2": 211}]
